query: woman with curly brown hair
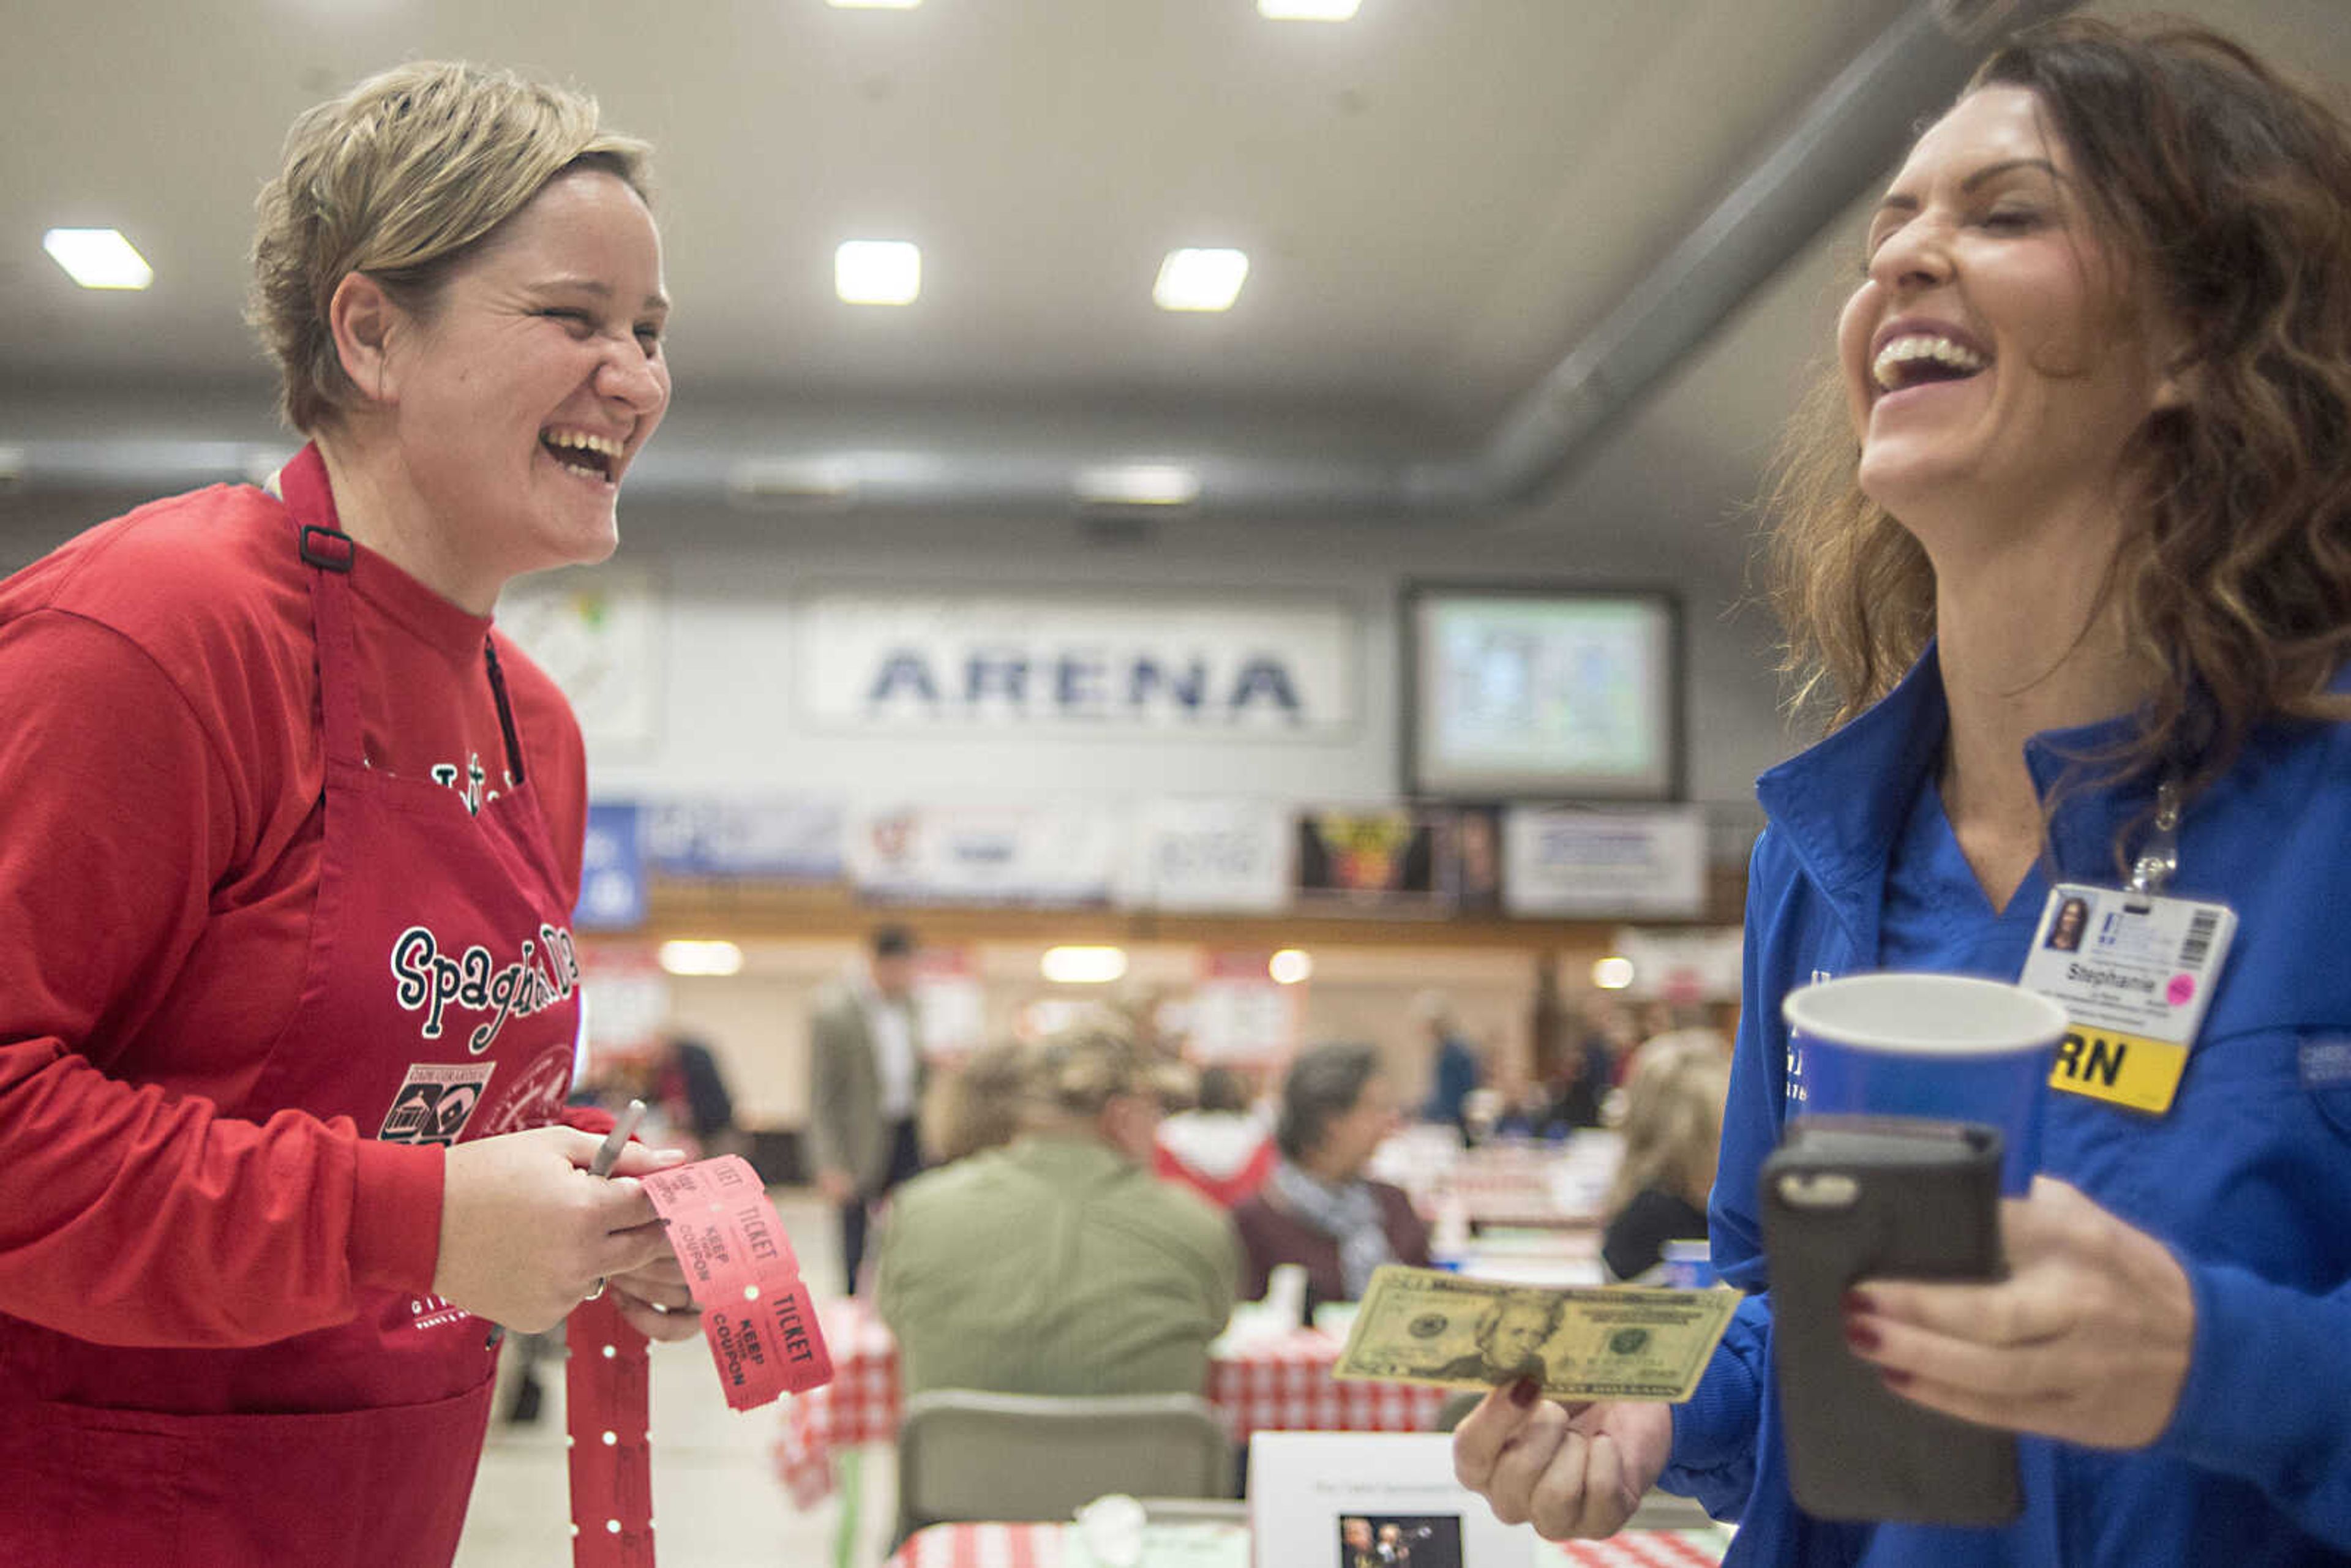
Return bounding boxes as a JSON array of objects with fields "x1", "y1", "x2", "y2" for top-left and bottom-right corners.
[{"x1": 1457, "y1": 17, "x2": 2351, "y2": 1564}]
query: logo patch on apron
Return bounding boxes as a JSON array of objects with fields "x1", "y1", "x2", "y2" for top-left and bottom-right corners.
[{"x1": 378, "y1": 1062, "x2": 497, "y2": 1144}]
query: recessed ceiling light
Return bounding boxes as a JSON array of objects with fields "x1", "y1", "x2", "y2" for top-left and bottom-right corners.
[
  {"x1": 1592, "y1": 955, "x2": 1637, "y2": 991},
  {"x1": 1153, "y1": 249, "x2": 1249, "y2": 313},
  {"x1": 1040, "y1": 945, "x2": 1130, "y2": 985},
  {"x1": 660, "y1": 939, "x2": 745, "y2": 977},
  {"x1": 836, "y1": 239, "x2": 921, "y2": 306},
  {"x1": 829, "y1": 0, "x2": 921, "y2": 8},
  {"x1": 43, "y1": 228, "x2": 153, "y2": 290},
  {"x1": 1259, "y1": 0, "x2": 1361, "y2": 18},
  {"x1": 1074, "y1": 463, "x2": 1201, "y2": 507},
  {"x1": 1269, "y1": 948, "x2": 1314, "y2": 985}
]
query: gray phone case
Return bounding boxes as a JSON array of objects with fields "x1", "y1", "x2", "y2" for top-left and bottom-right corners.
[{"x1": 1760, "y1": 1116, "x2": 2020, "y2": 1526}]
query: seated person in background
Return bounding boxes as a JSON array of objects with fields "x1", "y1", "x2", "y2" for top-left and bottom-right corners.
[
  {"x1": 916, "y1": 1038, "x2": 1029, "y2": 1166},
  {"x1": 1232, "y1": 1043, "x2": 1430, "y2": 1318},
  {"x1": 1483, "y1": 1060, "x2": 1565, "y2": 1142},
  {"x1": 876, "y1": 1023, "x2": 1239, "y2": 1398},
  {"x1": 650, "y1": 1030, "x2": 740, "y2": 1160},
  {"x1": 1597, "y1": 1031, "x2": 1731, "y2": 1284},
  {"x1": 1154, "y1": 1063, "x2": 1277, "y2": 1207},
  {"x1": 1545, "y1": 1021, "x2": 1619, "y2": 1131}
]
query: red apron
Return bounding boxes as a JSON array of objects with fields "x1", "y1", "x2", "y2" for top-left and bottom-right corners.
[{"x1": 0, "y1": 459, "x2": 585, "y2": 1567}]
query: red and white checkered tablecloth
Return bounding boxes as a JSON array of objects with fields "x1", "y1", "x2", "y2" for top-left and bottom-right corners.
[
  {"x1": 1543, "y1": 1532, "x2": 1727, "y2": 1566},
  {"x1": 1202, "y1": 1327, "x2": 1444, "y2": 1444},
  {"x1": 773, "y1": 1303, "x2": 1442, "y2": 1507},
  {"x1": 883, "y1": 1521, "x2": 1725, "y2": 1567},
  {"x1": 774, "y1": 1299, "x2": 904, "y2": 1507},
  {"x1": 887, "y1": 1522, "x2": 1067, "y2": 1568}
]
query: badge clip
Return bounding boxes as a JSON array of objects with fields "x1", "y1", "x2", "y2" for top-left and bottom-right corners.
[{"x1": 2126, "y1": 779, "x2": 2181, "y2": 902}]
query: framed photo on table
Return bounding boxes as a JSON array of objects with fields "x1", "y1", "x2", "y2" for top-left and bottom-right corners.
[{"x1": 1250, "y1": 1432, "x2": 1532, "y2": 1568}]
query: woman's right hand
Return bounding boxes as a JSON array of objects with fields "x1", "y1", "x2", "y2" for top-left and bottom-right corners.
[
  {"x1": 1452, "y1": 1382, "x2": 1674, "y2": 1540},
  {"x1": 431, "y1": 1127, "x2": 685, "y2": 1333}
]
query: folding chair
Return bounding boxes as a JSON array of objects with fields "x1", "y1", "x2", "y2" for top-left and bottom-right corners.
[{"x1": 893, "y1": 1389, "x2": 1234, "y2": 1548}]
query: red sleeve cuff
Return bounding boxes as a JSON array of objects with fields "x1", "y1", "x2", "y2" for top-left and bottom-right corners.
[
  {"x1": 348, "y1": 1138, "x2": 446, "y2": 1294},
  {"x1": 561, "y1": 1103, "x2": 617, "y2": 1137}
]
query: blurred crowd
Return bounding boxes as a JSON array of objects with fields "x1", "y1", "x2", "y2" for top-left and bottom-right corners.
[{"x1": 569, "y1": 928, "x2": 1741, "y2": 1415}]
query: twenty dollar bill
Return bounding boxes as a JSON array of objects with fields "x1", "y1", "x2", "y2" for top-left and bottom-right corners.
[{"x1": 1332, "y1": 1265, "x2": 1737, "y2": 1402}]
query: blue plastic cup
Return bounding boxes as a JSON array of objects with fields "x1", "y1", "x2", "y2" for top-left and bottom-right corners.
[{"x1": 1782, "y1": 973, "x2": 2067, "y2": 1195}]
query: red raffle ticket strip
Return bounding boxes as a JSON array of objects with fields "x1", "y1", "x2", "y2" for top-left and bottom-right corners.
[{"x1": 565, "y1": 1154, "x2": 833, "y2": 1567}]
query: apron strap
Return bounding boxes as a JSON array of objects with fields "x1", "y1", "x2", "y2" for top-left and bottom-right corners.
[
  {"x1": 482, "y1": 637, "x2": 529, "y2": 788},
  {"x1": 565, "y1": 1299, "x2": 657, "y2": 1567},
  {"x1": 297, "y1": 524, "x2": 369, "y2": 768},
  {"x1": 297, "y1": 523, "x2": 530, "y2": 788}
]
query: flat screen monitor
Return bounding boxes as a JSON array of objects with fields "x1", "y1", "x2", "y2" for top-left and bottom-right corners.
[{"x1": 1402, "y1": 584, "x2": 1681, "y2": 801}]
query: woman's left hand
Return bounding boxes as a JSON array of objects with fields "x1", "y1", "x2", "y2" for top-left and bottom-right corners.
[
  {"x1": 1842, "y1": 1176, "x2": 2194, "y2": 1449},
  {"x1": 606, "y1": 1252, "x2": 704, "y2": 1343}
]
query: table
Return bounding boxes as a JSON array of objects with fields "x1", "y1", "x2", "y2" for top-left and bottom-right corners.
[
  {"x1": 773, "y1": 1302, "x2": 1445, "y2": 1507},
  {"x1": 886, "y1": 1520, "x2": 1728, "y2": 1567},
  {"x1": 1370, "y1": 1129, "x2": 1622, "y2": 1231}
]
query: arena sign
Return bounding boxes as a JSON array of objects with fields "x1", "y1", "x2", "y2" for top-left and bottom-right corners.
[{"x1": 795, "y1": 590, "x2": 1357, "y2": 735}]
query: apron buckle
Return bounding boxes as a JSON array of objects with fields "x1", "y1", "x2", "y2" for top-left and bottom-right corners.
[{"x1": 299, "y1": 525, "x2": 355, "y2": 572}]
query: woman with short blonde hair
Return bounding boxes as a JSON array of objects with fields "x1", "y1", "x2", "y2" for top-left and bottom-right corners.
[{"x1": 0, "y1": 61, "x2": 679, "y2": 1566}]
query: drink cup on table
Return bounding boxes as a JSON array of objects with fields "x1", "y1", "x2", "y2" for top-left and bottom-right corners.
[{"x1": 1782, "y1": 973, "x2": 2067, "y2": 1195}]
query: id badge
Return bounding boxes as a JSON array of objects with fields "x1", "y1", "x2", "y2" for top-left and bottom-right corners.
[{"x1": 2019, "y1": 883, "x2": 2236, "y2": 1115}]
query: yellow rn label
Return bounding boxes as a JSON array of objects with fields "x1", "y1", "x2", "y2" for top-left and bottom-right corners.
[{"x1": 2048, "y1": 1027, "x2": 2188, "y2": 1115}]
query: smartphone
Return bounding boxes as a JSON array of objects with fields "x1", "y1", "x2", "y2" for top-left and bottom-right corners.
[{"x1": 1759, "y1": 1116, "x2": 2020, "y2": 1526}]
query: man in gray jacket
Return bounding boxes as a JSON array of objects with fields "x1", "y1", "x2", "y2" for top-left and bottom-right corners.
[{"x1": 806, "y1": 925, "x2": 925, "y2": 1294}]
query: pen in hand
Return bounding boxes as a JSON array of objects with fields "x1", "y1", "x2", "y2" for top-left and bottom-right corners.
[
  {"x1": 591, "y1": 1098, "x2": 648, "y2": 1180},
  {"x1": 582, "y1": 1099, "x2": 648, "y2": 1302}
]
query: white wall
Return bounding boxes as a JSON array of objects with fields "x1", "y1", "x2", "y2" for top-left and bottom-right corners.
[
  {"x1": 0, "y1": 486, "x2": 1801, "y2": 835},
  {"x1": 566, "y1": 497, "x2": 1799, "y2": 835}
]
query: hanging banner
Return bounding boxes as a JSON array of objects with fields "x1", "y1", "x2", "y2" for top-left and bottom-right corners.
[
  {"x1": 1613, "y1": 925, "x2": 1745, "y2": 1002},
  {"x1": 643, "y1": 797, "x2": 845, "y2": 880},
  {"x1": 1502, "y1": 806, "x2": 1706, "y2": 918},
  {"x1": 1189, "y1": 950, "x2": 1301, "y2": 1063},
  {"x1": 1450, "y1": 804, "x2": 1505, "y2": 916},
  {"x1": 497, "y1": 564, "x2": 663, "y2": 756},
  {"x1": 573, "y1": 941, "x2": 670, "y2": 1067},
  {"x1": 912, "y1": 947, "x2": 988, "y2": 1057},
  {"x1": 1122, "y1": 797, "x2": 1293, "y2": 913},
  {"x1": 795, "y1": 590, "x2": 1357, "y2": 735},
  {"x1": 847, "y1": 800, "x2": 1124, "y2": 906},
  {"x1": 1294, "y1": 806, "x2": 1449, "y2": 915},
  {"x1": 575, "y1": 802, "x2": 648, "y2": 931}
]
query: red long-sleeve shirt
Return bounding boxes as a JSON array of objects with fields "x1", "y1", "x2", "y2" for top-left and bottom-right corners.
[{"x1": 0, "y1": 480, "x2": 586, "y2": 1348}]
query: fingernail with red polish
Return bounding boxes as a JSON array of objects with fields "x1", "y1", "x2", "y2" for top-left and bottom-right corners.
[
  {"x1": 1843, "y1": 1288, "x2": 1877, "y2": 1316},
  {"x1": 1843, "y1": 1316, "x2": 1881, "y2": 1354},
  {"x1": 1509, "y1": 1376, "x2": 1540, "y2": 1408},
  {"x1": 1880, "y1": 1367, "x2": 1914, "y2": 1390}
]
